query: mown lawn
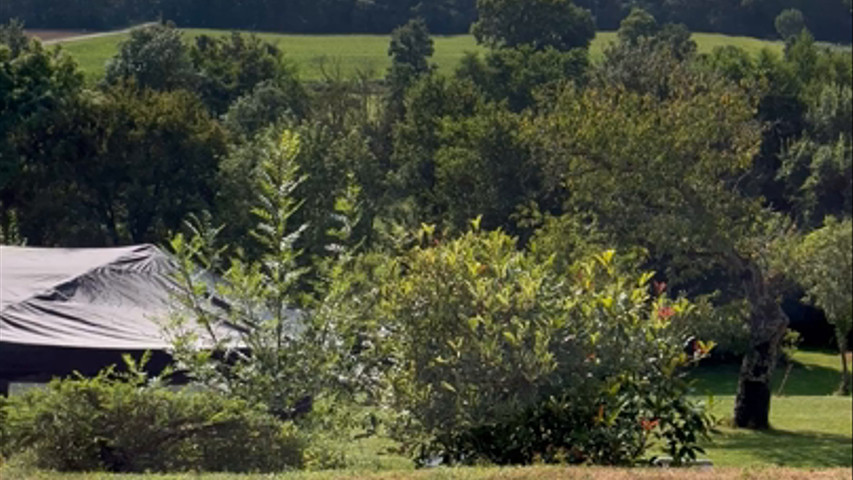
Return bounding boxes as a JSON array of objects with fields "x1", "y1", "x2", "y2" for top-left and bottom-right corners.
[
  {"x1": 692, "y1": 349, "x2": 852, "y2": 469},
  {"x1": 52, "y1": 30, "x2": 787, "y2": 84},
  {"x1": 2, "y1": 466, "x2": 851, "y2": 480}
]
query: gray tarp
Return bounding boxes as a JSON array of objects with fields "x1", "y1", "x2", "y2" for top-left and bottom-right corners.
[{"x1": 1, "y1": 244, "x2": 188, "y2": 350}]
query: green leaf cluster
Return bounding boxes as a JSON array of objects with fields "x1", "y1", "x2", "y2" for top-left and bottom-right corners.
[{"x1": 359, "y1": 224, "x2": 712, "y2": 465}]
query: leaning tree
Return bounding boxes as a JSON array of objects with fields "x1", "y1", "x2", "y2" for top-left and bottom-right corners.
[{"x1": 527, "y1": 55, "x2": 789, "y2": 429}]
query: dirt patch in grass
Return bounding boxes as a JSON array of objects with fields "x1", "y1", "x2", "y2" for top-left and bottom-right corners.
[{"x1": 24, "y1": 30, "x2": 93, "y2": 41}]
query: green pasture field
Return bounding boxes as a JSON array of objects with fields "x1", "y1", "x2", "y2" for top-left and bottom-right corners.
[{"x1": 51, "y1": 30, "x2": 787, "y2": 84}]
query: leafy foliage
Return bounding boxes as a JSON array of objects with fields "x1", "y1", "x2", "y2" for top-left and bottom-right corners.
[
  {"x1": 472, "y1": 0, "x2": 596, "y2": 51},
  {"x1": 223, "y1": 79, "x2": 307, "y2": 137},
  {"x1": 169, "y1": 130, "x2": 315, "y2": 416},
  {"x1": 10, "y1": 83, "x2": 226, "y2": 246},
  {"x1": 775, "y1": 9, "x2": 806, "y2": 41},
  {"x1": 215, "y1": 120, "x2": 378, "y2": 263},
  {"x1": 104, "y1": 22, "x2": 196, "y2": 92},
  {"x1": 0, "y1": 358, "x2": 303, "y2": 472},
  {"x1": 0, "y1": 26, "x2": 82, "y2": 236},
  {"x1": 456, "y1": 45, "x2": 588, "y2": 111},
  {"x1": 168, "y1": 129, "x2": 370, "y2": 422},
  {"x1": 784, "y1": 218, "x2": 853, "y2": 393},
  {"x1": 2, "y1": 0, "x2": 851, "y2": 41},
  {"x1": 778, "y1": 82, "x2": 852, "y2": 228},
  {"x1": 362, "y1": 224, "x2": 713, "y2": 465},
  {"x1": 618, "y1": 7, "x2": 658, "y2": 46},
  {"x1": 0, "y1": 19, "x2": 27, "y2": 57},
  {"x1": 386, "y1": 18, "x2": 437, "y2": 123},
  {"x1": 189, "y1": 31, "x2": 304, "y2": 115},
  {"x1": 526, "y1": 59, "x2": 792, "y2": 429},
  {"x1": 389, "y1": 74, "x2": 482, "y2": 224},
  {"x1": 3, "y1": 3, "x2": 852, "y2": 468},
  {"x1": 387, "y1": 18, "x2": 435, "y2": 92},
  {"x1": 430, "y1": 103, "x2": 537, "y2": 232}
]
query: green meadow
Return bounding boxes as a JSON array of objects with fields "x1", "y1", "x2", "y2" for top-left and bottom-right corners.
[{"x1": 52, "y1": 30, "x2": 786, "y2": 83}]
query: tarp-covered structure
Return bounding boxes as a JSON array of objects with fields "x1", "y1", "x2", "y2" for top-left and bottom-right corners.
[{"x1": 0, "y1": 244, "x2": 223, "y2": 387}]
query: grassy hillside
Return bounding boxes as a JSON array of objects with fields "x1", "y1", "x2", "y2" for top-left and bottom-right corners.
[{"x1": 52, "y1": 30, "x2": 786, "y2": 83}]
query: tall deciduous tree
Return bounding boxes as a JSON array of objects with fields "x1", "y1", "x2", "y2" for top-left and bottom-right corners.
[
  {"x1": 526, "y1": 59, "x2": 789, "y2": 429},
  {"x1": 472, "y1": 0, "x2": 596, "y2": 51},
  {"x1": 104, "y1": 22, "x2": 196, "y2": 92},
  {"x1": 1, "y1": 25, "x2": 83, "y2": 240},
  {"x1": 389, "y1": 75, "x2": 482, "y2": 224},
  {"x1": 617, "y1": 7, "x2": 658, "y2": 45},
  {"x1": 388, "y1": 18, "x2": 435, "y2": 81},
  {"x1": 386, "y1": 18, "x2": 435, "y2": 117},
  {"x1": 12, "y1": 84, "x2": 226, "y2": 246},
  {"x1": 775, "y1": 8, "x2": 806, "y2": 41},
  {"x1": 190, "y1": 31, "x2": 304, "y2": 115}
]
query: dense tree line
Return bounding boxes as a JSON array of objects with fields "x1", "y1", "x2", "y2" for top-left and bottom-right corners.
[
  {"x1": 1, "y1": 0, "x2": 851, "y2": 467},
  {"x1": 2, "y1": 0, "x2": 851, "y2": 42}
]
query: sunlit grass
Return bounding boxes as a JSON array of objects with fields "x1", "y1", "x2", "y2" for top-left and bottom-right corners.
[
  {"x1": 691, "y1": 349, "x2": 852, "y2": 468},
  {"x1": 51, "y1": 30, "x2": 787, "y2": 84},
  {"x1": 1, "y1": 466, "x2": 851, "y2": 480}
]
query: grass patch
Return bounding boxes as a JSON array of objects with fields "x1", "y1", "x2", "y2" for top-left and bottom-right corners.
[
  {"x1": 52, "y1": 30, "x2": 786, "y2": 84},
  {"x1": 692, "y1": 349, "x2": 847, "y2": 397},
  {"x1": 1, "y1": 466, "x2": 851, "y2": 480},
  {"x1": 691, "y1": 349, "x2": 852, "y2": 468}
]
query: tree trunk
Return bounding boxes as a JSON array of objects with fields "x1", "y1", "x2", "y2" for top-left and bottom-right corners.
[
  {"x1": 838, "y1": 332, "x2": 850, "y2": 395},
  {"x1": 733, "y1": 259, "x2": 789, "y2": 430}
]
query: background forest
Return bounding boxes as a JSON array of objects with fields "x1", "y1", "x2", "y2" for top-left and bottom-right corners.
[{"x1": 1, "y1": 0, "x2": 852, "y2": 42}]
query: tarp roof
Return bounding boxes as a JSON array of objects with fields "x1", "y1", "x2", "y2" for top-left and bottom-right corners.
[{"x1": 1, "y1": 244, "x2": 194, "y2": 350}]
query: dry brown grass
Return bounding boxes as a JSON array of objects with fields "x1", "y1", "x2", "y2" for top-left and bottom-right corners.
[
  {"x1": 2, "y1": 464, "x2": 851, "y2": 480},
  {"x1": 318, "y1": 467, "x2": 853, "y2": 480}
]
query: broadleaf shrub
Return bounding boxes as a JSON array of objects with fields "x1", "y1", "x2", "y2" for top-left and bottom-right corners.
[
  {"x1": 361, "y1": 224, "x2": 714, "y2": 466},
  {"x1": 0, "y1": 367, "x2": 303, "y2": 472}
]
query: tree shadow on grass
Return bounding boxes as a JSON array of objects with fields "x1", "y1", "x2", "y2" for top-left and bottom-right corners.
[
  {"x1": 709, "y1": 428, "x2": 853, "y2": 468},
  {"x1": 691, "y1": 360, "x2": 844, "y2": 396}
]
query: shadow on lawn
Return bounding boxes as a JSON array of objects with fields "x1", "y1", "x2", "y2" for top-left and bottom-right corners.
[
  {"x1": 710, "y1": 428, "x2": 853, "y2": 468},
  {"x1": 690, "y1": 360, "x2": 844, "y2": 396}
]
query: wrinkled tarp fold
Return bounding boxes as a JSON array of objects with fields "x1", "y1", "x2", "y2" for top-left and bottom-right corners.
[{"x1": 1, "y1": 245, "x2": 181, "y2": 350}]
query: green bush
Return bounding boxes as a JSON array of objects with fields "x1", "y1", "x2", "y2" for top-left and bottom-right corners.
[
  {"x1": 0, "y1": 395, "x2": 9, "y2": 463},
  {"x1": 0, "y1": 365, "x2": 303, "y2": 472},
  {"x1": 361, "y1": 224, "x2": 714, "y2": 466}
]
